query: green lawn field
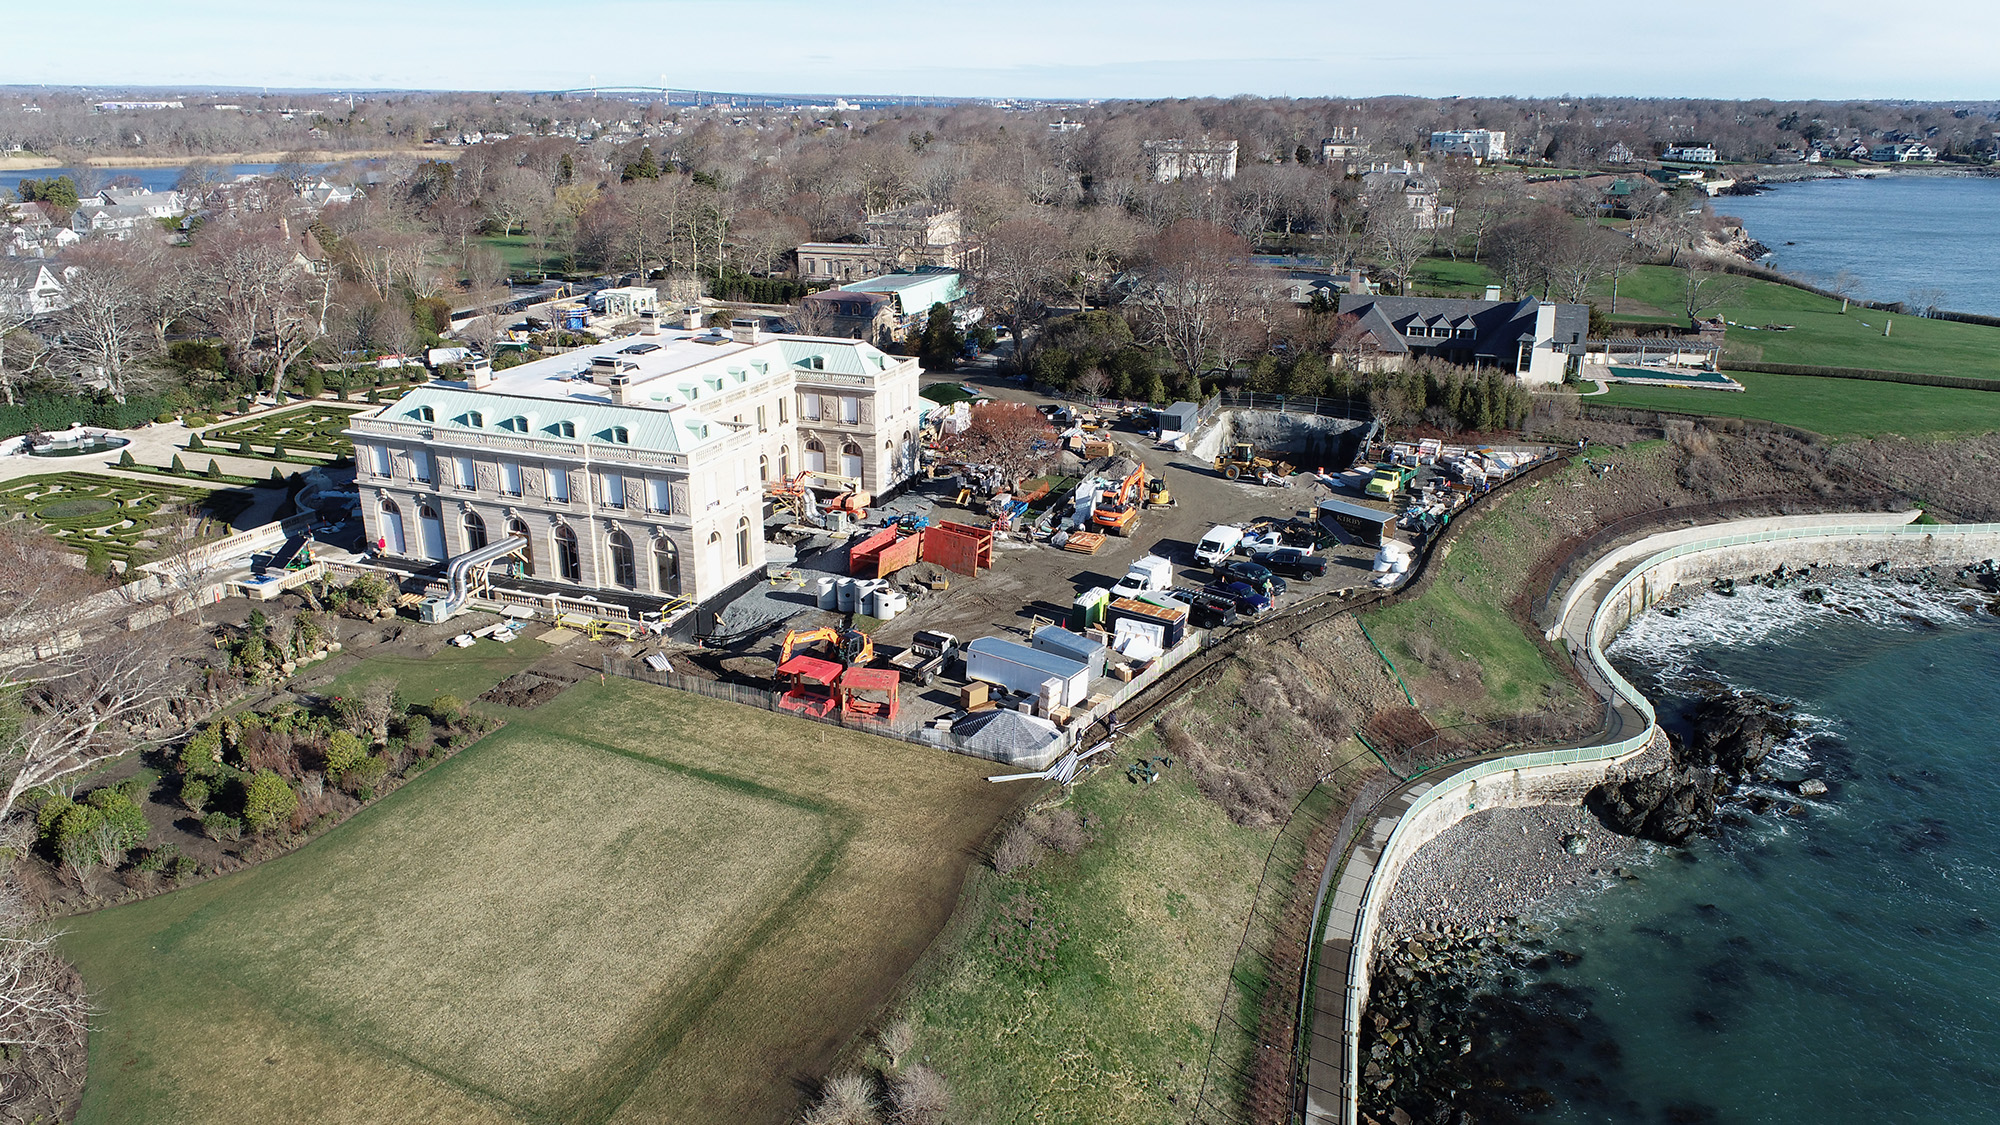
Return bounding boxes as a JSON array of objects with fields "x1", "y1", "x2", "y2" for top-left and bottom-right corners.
[
  {"x1": 1597, "y1": 371, "x2": 2000, "y2": 439},
  {"x1": 481, "y1": 234, "x2": 559, "y2": 278},
  {"x1": 1593, "y1": 265, "x2": 2000, "y2": 381},
  {"x1": 61, "y1": 674, "x2": 1021, "y2": 1125}
]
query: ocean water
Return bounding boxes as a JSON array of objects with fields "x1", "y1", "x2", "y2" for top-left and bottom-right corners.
[
  {"x1": 1718, "y1": 176, "x2": 2000, "y2": 316},
  {"x1": 1490, "y1": 577, "x2": 2000, "y2": 1124},
  {"x1": 0, "y1": 163, "x2": 299, "y2": 197}
]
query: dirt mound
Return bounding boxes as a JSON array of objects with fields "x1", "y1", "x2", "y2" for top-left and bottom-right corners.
[{"x1": 480, "y1": 672, "x2": 574, "y2": 709}]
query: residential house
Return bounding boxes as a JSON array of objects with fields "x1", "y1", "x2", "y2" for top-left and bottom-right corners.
[
  {"x1": 795, "y1": 204, "x2": 975, "y2": 282},
  {"x1": 345, "y1": 322, "x2": 924, "y2": 615},
  {"x1": 1429, "y1": 128, "x2": 1508, "y2": 162},
  {"x1": 0, "y1": 263, "x2": 69, "y2": 315},
  {"x1": 1334, "y1": 293, "x2": 1588, "y2": 385},
  {"x1": 1320, "y1": 127, "x2": 1368, "y2": 172},
  {"x1": 1870, "y1": 142, "x2": 1937, "y2": 163},
  {"x1": 1604, "y1": 141, "x2": 1637, "y2": 165},
  {"x1": 70, "y1": 204, "x2": 159, "y2": 240},
  {"x1": 1662, "y1": 142, "x2": 1720, "y2": 163},
  {"x1": 1143, "y1": 137, "x2": 1239, "y2": 182},
  {"x1": 798, "y1": 269, "x2": 968, "y2": 346},
  {"x1": 1360, "y1": 162, "x2": 1452, "y2": 229}
]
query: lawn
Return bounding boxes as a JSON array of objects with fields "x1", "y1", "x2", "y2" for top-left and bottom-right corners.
[
  {"x1": 61, "y1": 673, "x2": 1020, "y2": 1125},
  {"x1": 0, "y1": 473, "x2": 249, "y2": 565},
  {"x1": 199, "y1": 404, "x2": 366, "y2": 461},
  {"x1": 316, "y1": 637, "x2": 552, "y2": 711},
  {"x1": 1591, "y1": 264, "x2": 2000, "y2": 381},
  {"x1": 1363, "y1": 461, "x2": 1591, "y2": 722},
  {"x1": 1409, "y1": 256, "x2": 1499, "y2": 297},
  {"x1": 481, "y1": 234, "x2": 560, "y2": 278},
  {"x1": 899, "y1": 745, "x2": 1285, "y2": 1125},
  {"x1": 1597, "y1": 370, "x2": 2000, "y2": 439}
]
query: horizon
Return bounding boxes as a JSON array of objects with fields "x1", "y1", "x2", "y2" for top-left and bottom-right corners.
[{"x1": 15, "y1": 0, "x2": 2000, "y2": 103}]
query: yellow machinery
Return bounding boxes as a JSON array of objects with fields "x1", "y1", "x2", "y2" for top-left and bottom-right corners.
[
  {"x1": 780, "y1": 626, "x2": 874, "y2": 667},
  {"x1": 1215, "y1": 442, "x2": 1293, "y2": 481},
  {"x1": 1146, "y1": 475, "x2": 1173, "y2": 507},
  {"x1": 1091, "y1": 464, "x2": 1147, "y2": 536}
]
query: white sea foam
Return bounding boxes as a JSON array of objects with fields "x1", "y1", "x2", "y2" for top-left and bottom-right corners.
[{"x1": 1607, "y1": 575, "x2": 1989, "y2": 679}]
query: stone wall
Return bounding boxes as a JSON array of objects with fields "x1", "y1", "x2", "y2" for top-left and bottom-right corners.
[{"x1": 1189, "y1": 408, "x2": 1371, "y2": 469}]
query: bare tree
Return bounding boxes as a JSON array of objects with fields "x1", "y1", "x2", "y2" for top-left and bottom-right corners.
[
  {"x1": 1364, "y1": 197, "x2": 1427, "y2": 296},
  {"x1": 0, "y1": 284, "x2": 36, "y2": 406},
  {"x1": 1908, "y1": 285, "x2": 1949, "y2": 318},
  {"x1": 978, "y1": 214, "x2": 1069, "y2": 368},
  {"x1": 887, "y1": 1066, "x2": 950, "y2": 1125},
  {"x1": 1680, "y1": 261, "x2": 1743, "y2": 327},
  {"x1": 0, "y1": 880, "x2": 89, "y2": 1110},
  {"x1": 51, "y1": 255, "x2": 154, "y2": 401},
  {"x1": 939, "y1": 401, "x2": 1059, "y2": 492},
  {"x1": 788, "y1": 296, "x2": 841, "y2": 338},
  {"x1": 1128, "y1": 219, "x2": 1258, "y2": 397}
]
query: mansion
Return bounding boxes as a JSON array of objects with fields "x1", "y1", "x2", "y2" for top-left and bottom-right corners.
[{"x1": 347, "y1": 321, "x2": 924, "y2": 610}]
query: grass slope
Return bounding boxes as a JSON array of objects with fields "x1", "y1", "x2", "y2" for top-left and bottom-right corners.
[
  {"x1": 62, "y1": 673, "x2": 1018, "y2": 1125},
  {"x1": 1594, "y1": 265, "x2": 2000, "y2": 380},
  {"x1": 1363, "y1": 467, "x2": 1591, "y2": 722},
  {"x1": 900, "y1": 752, "x2": 1277, "y2": 1125},
  {"x1": 1598, "y1": 370, "x2": 2000, "y2": 439}
]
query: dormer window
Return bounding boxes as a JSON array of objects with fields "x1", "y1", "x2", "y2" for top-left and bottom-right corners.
[
  {"x1": 506, "y1": 415, "x2": 528, "y2": 432},
  {"x1": 804, "y1": 355, "x2": 825, "y2": 371},
  {"x1": 466, "y1": 410, "x2": 483, "y2": 428},
  {"x1": 554, "y1": 420, "x2": 576, "y2": 438},
  {"x1": 415, "y1": 405, "x2": 435, "y2": 423},
  {"x1": 609, "y1": 426, "x2": 630, "y2": 444}
]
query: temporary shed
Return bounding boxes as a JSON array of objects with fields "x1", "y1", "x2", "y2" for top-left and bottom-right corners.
[
  {"x1": 963, "y1": 637, "x2": 1092, "y2": 706},
  {"x1": 1317, "y1": 497, "x2": 1398, "y2": 548},
  {"x1": 952, "y1": 707, "x2": 1063, "y2": 764},
  {"x1": 1157, "y1": 401, "x2": 1200, "y2": 437},
  {"x1": 1031, "y1": 625, "x2": 1108, "y2": 674}
]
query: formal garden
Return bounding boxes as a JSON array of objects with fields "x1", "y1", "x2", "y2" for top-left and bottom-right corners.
[
  {"x1": 195, "y1": 404, "x2": 366, "y2": 463},
  {"x1": 0, "y1": 474, "x2": 249, "y2": 568}
]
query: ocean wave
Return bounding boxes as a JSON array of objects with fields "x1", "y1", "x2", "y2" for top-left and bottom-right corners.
[{"x1": 1607, "y1": 576, "x2": 1987, "y2": 678}]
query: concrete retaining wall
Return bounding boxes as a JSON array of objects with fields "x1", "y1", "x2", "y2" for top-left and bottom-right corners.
[
  {"x1": 1190, "y1": 409, "x2": 1370, "y2": 469},
  {"x1": 1321, "y1": 513, "x2": 2000, "y2": 1125}
]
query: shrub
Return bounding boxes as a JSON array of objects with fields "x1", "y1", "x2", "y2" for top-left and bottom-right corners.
[
  {"x1": 180, "y1": 722, "x2": 225, "y2": 777},
  {"x1": 170, "y1": 454, "x2": 186, "y2": 474},
  {"x1": 236, "y1": 438, "x2": 251, "y2": 456},
  {"x1": 134, "y1": 843, "x2": 179, "y2": 873},
  {"x1": 339, "y1": 754, "x2": 387, "y2": 796},
  {"x1": 992, "y1": 821, "x2": 1041, "y2": 875},
  {"x1": 323, "y1": 730, "x2": 366, "y2": 778},
  {"x1": 428, "y1": 693, "x2": 467, "y2": 726},
  {"x1": 201, "y1": 812, "x2": 243, "y2": 842},
  {"x1": 271, "y1": 441, "x2": 287, "y2": 460},
  {"x1": 85, "y1": 788, "x2": 150, "y2": 853},
  {"x1": 155, "y1": 411, "x2": 176, "y2": 425},
  {"x1": 300, "y1": 372, "x2": 325, "y2": 398},
  {"x1": 401, "y1": 714, "x2": 434, "y2": 755},
  {"x1": 118, "y1": 449, "x2": 136, "y2": 466},
  {"x1": 185, "y1": 432, "x2": 204, "y2": 451},
  {"x1": 206, "y1": 459, "x2": 222, "y2": 480},
  {"x1": 241, "y1": 770, "x2": 299, "y2": 833},
  {"x1": 179, "y1": 778, "x2": 211, "y2": 811}
]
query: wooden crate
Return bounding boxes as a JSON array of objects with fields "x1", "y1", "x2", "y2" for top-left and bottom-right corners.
[{"x1": 1064, "y1": 532, "x2": 1107, "y2": 555}]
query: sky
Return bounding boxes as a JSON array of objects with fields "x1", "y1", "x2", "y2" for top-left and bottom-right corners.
[{"x1": 17, "y1": 0, "x2": 2000, "y2": 102}]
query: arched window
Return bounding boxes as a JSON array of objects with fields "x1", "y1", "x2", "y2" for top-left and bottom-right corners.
[
  {"x1": 507, "y1": 517, "x2": 534, "y2": 576},
  {"x1": 466, "y1": 410, "x2": 483, "y2": 428},
  {"x1": 416, "y1": 502, "x2": 444, "y2": 561},
  {"x1": 655, "y1": 536, "x2": 681, "y2": 595},
  {"x1": 553, "y1": 525, "x2": 581, "y2": 582},
  {"x1": 378, "y1": 498, "x2": 406, "y2": 555},
  {"x1": 609, "y1": 426, "x2": 630, "y2": 444},
  {"x1": 839, "y1": 441, "x2": 863, "y2": 480},
  {"x1": 758, "y1": 454, "x2": 769, "y2": 482},
  {"x1": 415, "y1": 405, "x2": 435, "y2": 423},
  {"x1": 462, "y1": 509, "x2": 487, "y2": 551},
  {"x1": 555, "y1": 420, "x2": 576, "y2": 438},
  {"x1": 735, "y1": 516, "x2": 752, "y2": 568},
  {"x1": 804, "y1": 437, "x2": 826, "y2": 473},
  {"x1": 507, "y1": 415, "x2": 528, "y2": 432},
  {"x1": 607, "y1": 528, "x2": 636, "y2": 588},
  {"x1": 779, "y1": 445, "x2": 791, "y2": 479}
]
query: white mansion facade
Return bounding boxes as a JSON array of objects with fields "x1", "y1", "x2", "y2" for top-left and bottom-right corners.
[{"x1": 347, "y1": 321, "x2": 924, "y2": 607}]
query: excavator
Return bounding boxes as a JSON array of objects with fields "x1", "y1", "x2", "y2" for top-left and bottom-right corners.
[
  {"x1": 780, "y1": 626, "x2": 874, "y2": 667},
  {"x1": 1090, "y1": 463, "x2": 1147, "y2": 536}
]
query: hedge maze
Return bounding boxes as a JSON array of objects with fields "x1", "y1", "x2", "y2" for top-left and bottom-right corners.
[
  {"x1": 196, "y1": 405, "x2": 365, "y2": 462},
  {"x1": 0, "y1": 473, "x2": 245, "y2": 566}
]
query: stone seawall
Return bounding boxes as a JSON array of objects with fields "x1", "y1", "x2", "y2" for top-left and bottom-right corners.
[{"x1": 1311, "y1": 513, "x2": 2000, "y2": 1125}]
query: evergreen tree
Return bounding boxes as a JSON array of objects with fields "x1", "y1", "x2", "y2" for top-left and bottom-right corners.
[
  {"x1": 186, "y1": 432, "x2": 204, "y2": 451},
  {"x1": 622, "y1": 146, "x2": 660, "y2": 182},
  {"x1": 206, "y1": 459, "x2": 223, "y2": 480},
  {"x1": 170, "y1": 454, "x2": 186, "y2": 474}
]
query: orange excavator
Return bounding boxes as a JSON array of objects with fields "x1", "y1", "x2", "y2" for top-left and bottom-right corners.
[
  {"x1": 779, "y1": 626, "x2": 874, "y2": 667},
  {"x1": 1090, "y1": 463, "x2": 1147, "y2": 537}
]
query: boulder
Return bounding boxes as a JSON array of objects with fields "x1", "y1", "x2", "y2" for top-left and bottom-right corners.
[
  {"x1": 1798, "y1": 777, "x2": 1829, "y2": 798},
  {"x1": 1684, "y1": 693, "x2": 1797, "y2": 779}
]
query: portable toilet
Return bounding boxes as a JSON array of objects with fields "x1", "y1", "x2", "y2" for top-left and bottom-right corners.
[{"x1": 1070, "y1": 586, "x2": 1111, "y2": 632}]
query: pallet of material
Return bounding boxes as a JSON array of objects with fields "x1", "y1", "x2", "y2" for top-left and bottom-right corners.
[{"x1": 1064, "y1": 532, "x2": 1107, "y2": 554}]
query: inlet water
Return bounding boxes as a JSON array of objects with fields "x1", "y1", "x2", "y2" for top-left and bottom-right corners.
[
  {"x1": 1720, "y1": 176, "x2": 2000, "y2": 316},
  {"x1": 1480, "y1": 578, "x2": 2000, "y2": 1123}
]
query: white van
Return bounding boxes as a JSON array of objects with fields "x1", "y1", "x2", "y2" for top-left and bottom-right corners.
[{"x1": 1194, "y1": 525, "x2": 1245, "y2": 567}]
